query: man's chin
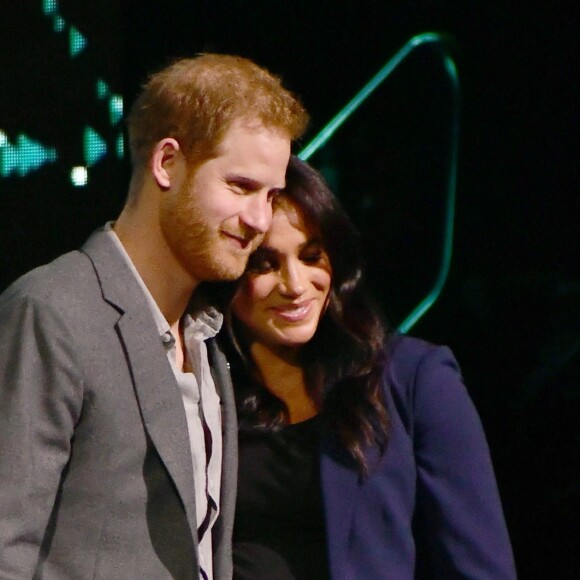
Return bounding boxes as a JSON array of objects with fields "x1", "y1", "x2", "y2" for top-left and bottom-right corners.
[{"x1": 206, "y1": 260, "x2": 247, "y2": 282}]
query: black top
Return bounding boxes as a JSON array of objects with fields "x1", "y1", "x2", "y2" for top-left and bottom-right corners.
[{"x1": 233, "y1": 415, "x2": 330, "y2": 580}]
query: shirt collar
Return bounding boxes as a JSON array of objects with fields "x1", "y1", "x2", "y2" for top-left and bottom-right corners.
[{"x1": 183, "y1": 306, "x2": 223, "y2": 342}]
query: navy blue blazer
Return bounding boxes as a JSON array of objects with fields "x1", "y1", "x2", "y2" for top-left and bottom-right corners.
[{"x1": 321, "y1": 335, "x2": 516, "y2": 579}]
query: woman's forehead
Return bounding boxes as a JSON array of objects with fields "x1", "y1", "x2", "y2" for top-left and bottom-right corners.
[{"x1": 272, "y1": 198, "x2": 316, "y2": 237}]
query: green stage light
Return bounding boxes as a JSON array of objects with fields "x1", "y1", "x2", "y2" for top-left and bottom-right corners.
[
  {"x1": 116, "y1": 134, "x2": 124, "y2": 160},
  {"x1": 0, "y1": 132, "x2": 58, "y2": 178},
  {"x1": 70, "y1": 26, "x2": 87, "y2": 57},
  {"x1": 97, "y1": 79, "x2": 110, "y2": 100},
  {"x1": 109, "y1": 95, "x2": 123, "y2": 125},
  {"x1": 1, "y1": 4, "x2": 124, "y2": 184},
  {"x1": 42, "y1": 0, "x2": 58, "y2": 16},
  {"x1": 53, "y1": 15, "x2": 65, "y2": 33},
  {"x1": 83, "y1": 127, "x2": 107, "y2": 167}
]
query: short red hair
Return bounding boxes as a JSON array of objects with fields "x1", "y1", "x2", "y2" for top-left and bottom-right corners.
[{"x1": 127, "y1": 54, "x2": 308, "y2": 169}]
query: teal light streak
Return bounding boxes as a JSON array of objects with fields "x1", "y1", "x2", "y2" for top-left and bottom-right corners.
[
  {"x1": 297, "y1": 32, "x2": 461, "y2": 333},
  {"x1": 399, "y1": 51, "x2": 459, "y2": 334},
  {"x1": 299, "y1": 32, "x2": 446, "y2": 160},
  {"x1": 0, "y1": 3, "x2": 123, "y2": 182},
  {"x1": 0, "y1": 132, "x2": 58, "y2": 177},
  {"x1": 42, "y1": 0, "x2": 59, "y2": 16},
  {"x1": 116, "y1": 134, "x2": 124, "y2": 159},
  {"x1": 97, "y1": 79, "x2": 110, "y2": 99},
  {"x1": 109, "y1": 95, "x2": 124, "y2": 125},
  {"x1": 53, "y1": 15, "x2": 65, "y2": 33},
  {"x1": 83, "y1": 126, "x2": 107, "y2": 166},
  {"x1": 69, "y1": 26, "x2": 87, "y2": 57}
]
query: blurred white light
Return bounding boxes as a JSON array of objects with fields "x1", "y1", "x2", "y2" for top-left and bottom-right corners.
[{"x1": 71, "y1": 166, "x2": 88, "y2": 187}]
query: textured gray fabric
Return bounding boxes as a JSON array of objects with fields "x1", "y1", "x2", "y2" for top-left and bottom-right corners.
[{"x1": 0, "y1": 229, "x2": 236, "y2": 579}]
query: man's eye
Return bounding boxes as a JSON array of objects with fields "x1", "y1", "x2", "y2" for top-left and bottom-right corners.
[{"x1": 228, "y1": 183, "x2": 245, "y2": 194}]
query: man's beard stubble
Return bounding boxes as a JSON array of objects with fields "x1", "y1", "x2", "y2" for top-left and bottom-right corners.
[{"x1": 158, "y1": 182, "x2": 253, "y2": 283}]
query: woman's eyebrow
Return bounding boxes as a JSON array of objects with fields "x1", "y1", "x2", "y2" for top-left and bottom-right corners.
[
  {"x1": 255, "y1": 245, "x2": 278, "y2": 255},
  {"x1": 260, "y1": 237, "x2": 322, "y2": 254},
  {"x1": 299, "y1": 237, "x2": 323, "y2": 251}
]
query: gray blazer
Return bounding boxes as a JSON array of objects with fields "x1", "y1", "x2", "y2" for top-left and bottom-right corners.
[{"x1": 0, "y1": 230, "x2": 237, "y2": 579}]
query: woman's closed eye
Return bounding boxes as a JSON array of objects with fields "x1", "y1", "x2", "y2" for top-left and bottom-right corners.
[
  {"x1": 246, "y1": 249, "x2": 278, "y2": 274},
  {"x1": 300, "y1": 250, "x2": 325, "y2": 265},
  {"x1": 299, "y1": 242, "x2": 330, "y2": 269}
]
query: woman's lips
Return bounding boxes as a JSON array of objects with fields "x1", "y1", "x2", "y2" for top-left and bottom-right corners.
[{"x1": 271, "y1": 300, "x2": 313, "y2": 322}]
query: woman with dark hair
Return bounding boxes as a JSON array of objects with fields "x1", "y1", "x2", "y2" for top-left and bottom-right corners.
[{"x1": 221, "y1": 156, "x2": 516, "y2": 579}]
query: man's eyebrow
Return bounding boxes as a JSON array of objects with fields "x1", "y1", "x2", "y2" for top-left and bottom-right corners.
[{"x1": 225, "y1": 175, "x2": 260, "y2": 189}]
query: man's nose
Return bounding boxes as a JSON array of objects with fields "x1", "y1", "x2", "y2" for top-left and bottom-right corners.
[{"x1": 240, "y1": 192, "x2": 272, "y2": 235}]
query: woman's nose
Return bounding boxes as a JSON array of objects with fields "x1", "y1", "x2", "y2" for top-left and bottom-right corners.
[{"x1": 279, "y1": 263, "x2": 306, "y2": 297}]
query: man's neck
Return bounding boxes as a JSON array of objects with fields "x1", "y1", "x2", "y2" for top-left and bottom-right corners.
[{"x1": 113, "y1": 206, "x2": 197, "y2": 328}]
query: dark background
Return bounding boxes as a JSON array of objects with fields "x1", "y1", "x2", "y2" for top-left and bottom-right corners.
[{"x1": 1, "y1": 2, "x2": 577, "y2": 577}]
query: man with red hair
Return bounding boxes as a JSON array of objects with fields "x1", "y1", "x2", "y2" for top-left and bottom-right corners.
[{"x1": 0, "y1": 54, "x2": 308, "y2": 579}]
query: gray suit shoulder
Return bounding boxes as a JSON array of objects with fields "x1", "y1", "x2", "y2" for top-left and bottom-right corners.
[{"x1": 0, "y1": 249, "x2": 97, "y2": 309}]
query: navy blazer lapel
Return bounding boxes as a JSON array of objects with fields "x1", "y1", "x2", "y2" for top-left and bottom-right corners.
[
  {"x1": 320, "y1": 440, "x2": 360, "y2": 578},
  {"x1": 81, "y1": 230, "x2": 199, "y2": 543}
]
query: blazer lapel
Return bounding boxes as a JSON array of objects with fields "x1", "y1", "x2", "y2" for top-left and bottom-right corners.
[
  {"x1": 320, "y1": 440, "x2": 360, "y2": 578},
  {"x1": 117, "y1": 314, "x2": 198, "y2": 540},
  {"x1": 208, "y1": 339, "x2": 238, "y2": 508},
  {"x1": 207, "y1": 340, "x2": 237, "y2": 578},
  {"x1": 82, "y1": 230, "x2": 199, "y2": 543}
]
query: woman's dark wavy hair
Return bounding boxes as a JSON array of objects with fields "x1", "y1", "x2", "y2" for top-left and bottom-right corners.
[{"x1": 223, "y1": 155, "x2": 390, "y2": 476}]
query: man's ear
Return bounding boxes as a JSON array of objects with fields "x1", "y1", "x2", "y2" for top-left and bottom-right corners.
[{"x1": 151, "y1": 138, "x2": 181, "y2": 189}]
